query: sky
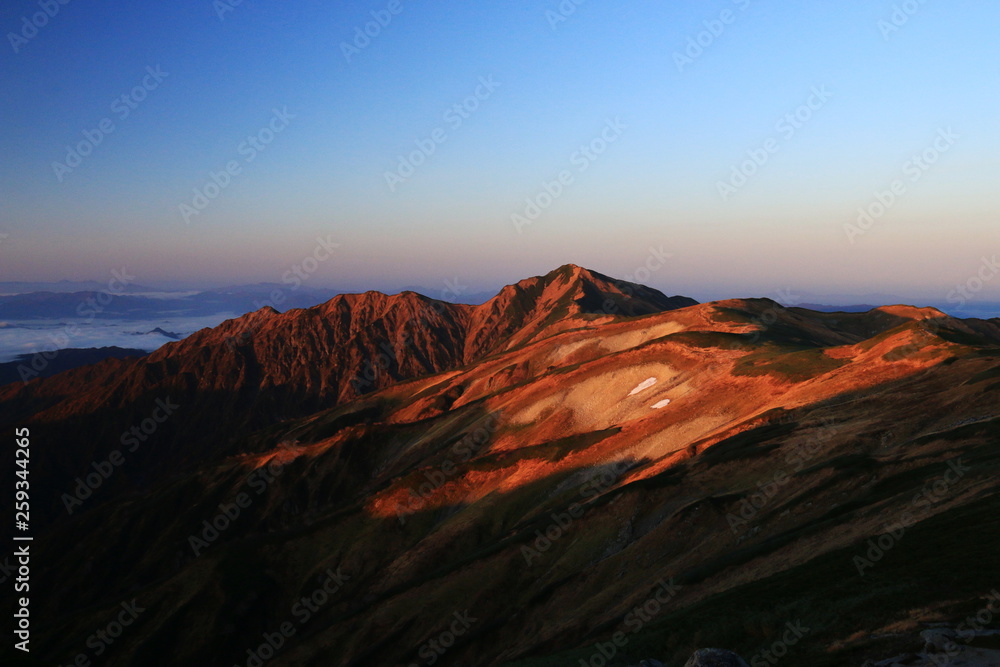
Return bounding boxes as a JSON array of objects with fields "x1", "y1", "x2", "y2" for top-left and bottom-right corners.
[{"x1": 1, "y1": 0, "x2": 998, "y2": 306}]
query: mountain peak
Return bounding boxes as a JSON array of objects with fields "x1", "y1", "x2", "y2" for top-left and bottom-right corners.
[
  {"x1": 317, "y1": 289, "x2": 465, "y2": 325},
  {"x1": 546, "y1": 262, "x2": 591, "y2": 278},
  {"x1": 539, "y1": 263, "x2": 614, "y2": 287},
  {"x1": 462, "y1": 265, "x2": 697, "y2": 360}
]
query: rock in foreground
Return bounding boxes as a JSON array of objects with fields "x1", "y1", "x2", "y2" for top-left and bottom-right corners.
[{"x1": 684, "y1": 648, "x2": 751, "y2": 667}]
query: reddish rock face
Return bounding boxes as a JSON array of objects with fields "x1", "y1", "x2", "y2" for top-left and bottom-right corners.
[
  {"x1": 0, "y1": 265, "x2": 696, "y2": 485},
  {"x1": 5, "y1": 265, "x2": 1000, "y2": 667}
]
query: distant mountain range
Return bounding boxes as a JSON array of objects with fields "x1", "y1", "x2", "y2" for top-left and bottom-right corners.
[
  {"x1": 0, "y1": 282, "x2": 512, "y2": 322},
  {"x1": 794, "y1": 303, "x2": 877, "y2": 312},
  {"x1": 0, "y1": 280, "x2": 161, "y2": 294},
  {"x1": 129, "y1": 327, "x2": 183, "y2": 340},
  {"x1": 3, "y1": 265, "x2": 1000, "y2": 666},
  {"x1": 3, "y1": 281, "x2": 996, "y2": 320},
  {"x1": 0, "y1": 283, "x2": 344, "y2": 319}
]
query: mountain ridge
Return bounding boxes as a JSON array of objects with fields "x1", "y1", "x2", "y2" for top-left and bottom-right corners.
[
  {"x1": 4, "y1": 266, "x2": 1000, "y2": 667},
  {"x1": 0, "y1": 265, "x2": 696, "y2": 493}
]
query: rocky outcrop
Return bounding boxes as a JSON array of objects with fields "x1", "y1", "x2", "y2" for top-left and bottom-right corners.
[
  {"x1": 0, "y1": 265, "x2": 698, "y2": 495},
  {"x1": 7, "y1": 265, "x2": 1000, "y2": 667},
  {"x1": 463, "y1": 264, "x2": 697, "y2": 360},
  {"x1": 683, "y1": 649, "x2": 751, "y2": 666}
]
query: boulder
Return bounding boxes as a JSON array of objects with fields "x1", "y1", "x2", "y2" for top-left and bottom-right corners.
[
  {"x1": 920, "y1": 628, "x2": 958, "y2": 653},
  {"x1": 873, "y1": 654, "x2": 919, "y2": 666},
  {"x1": 683, "y1": 648, "x2": 750, "y2": 667}
]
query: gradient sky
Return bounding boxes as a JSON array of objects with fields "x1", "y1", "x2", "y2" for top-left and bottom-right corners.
[{"x1": 1, "y1": 0, "x2": 998, "y2": 305}]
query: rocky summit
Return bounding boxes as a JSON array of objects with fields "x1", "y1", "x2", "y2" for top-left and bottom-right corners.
[{"x1": 2, "y1": 265, "x2": 1000, "y2": 666}]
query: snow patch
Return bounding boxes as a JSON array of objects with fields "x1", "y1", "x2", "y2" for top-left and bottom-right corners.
[
  {"x1": 651, "y1": 399, "x2": 671, "y2": 409},
  {"x1": 628, "y1": 377, "x2": 657, "y2": 396}
]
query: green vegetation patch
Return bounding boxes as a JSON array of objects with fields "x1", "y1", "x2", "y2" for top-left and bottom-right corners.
[
  {"x1": 712, "y1": 306, "x2": 757, "y2": 323},
  {"x1": 733, "y1": 348, "x2": 848, "y2": 382},
  {"x1": 660, "y1": 331, "x2": 754, "y2": 349}
]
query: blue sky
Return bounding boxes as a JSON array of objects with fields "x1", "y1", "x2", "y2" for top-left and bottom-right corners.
[{"x1": 1, "y1": 0, "x2": 998, "y2": 305}]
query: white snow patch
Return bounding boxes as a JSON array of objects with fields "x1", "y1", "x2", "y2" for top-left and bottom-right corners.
[
  {"x1": 628, "y1": 377, "x2": 658, "y2": 396},
  {"x1": 651, "y1": 399, "x2": 671, "y2": 409}
]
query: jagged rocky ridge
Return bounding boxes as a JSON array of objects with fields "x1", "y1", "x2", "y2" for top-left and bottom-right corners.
[{"x1": 2, "y1": 265, "x2": 1000, "y2": 666}]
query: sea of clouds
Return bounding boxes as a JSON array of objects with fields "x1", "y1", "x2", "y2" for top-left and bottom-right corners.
[{"x1": 0, "y1": 313, "x2": 237, "y2": 363}]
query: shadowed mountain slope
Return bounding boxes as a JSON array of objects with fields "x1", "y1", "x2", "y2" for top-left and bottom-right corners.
[
  {"x1": 3, "y1": 268, "x2": 1000, "y2": 667},
  {"x1": 0, "y1": 266, "x2": 696, "y2": 508}
]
